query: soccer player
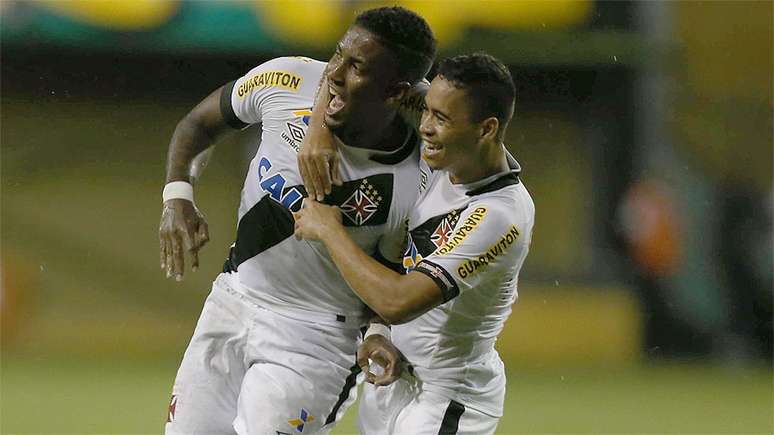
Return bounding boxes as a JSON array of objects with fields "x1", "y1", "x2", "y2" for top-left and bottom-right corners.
[
  {"x1": 294, "y1": 53, "x2": 534, "y2": 434},
  {"x1": 158, "y1": 7, "x2": 435, "y2": 434}
]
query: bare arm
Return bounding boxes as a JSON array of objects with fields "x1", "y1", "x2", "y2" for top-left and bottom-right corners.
[
  {"x1": 297, "y1": 75, "x2": 342, "y2": 201},
  {"x1": 294, "y1": 201, "x2": 443, "y2": 324},
  {"x1": 159, "y1": 86, "x2": 232, "y2": 281},
  {"x1": 165, "y1": 87, "x2": 230, "y2": 183}
]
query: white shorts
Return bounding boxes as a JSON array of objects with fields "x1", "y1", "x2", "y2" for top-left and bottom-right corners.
[
  {"x1": 358, "y1": 379, "x2": 499, "y2": 435},
  {"x1": 165, "y1": 274, "x2": 362, "y2": 435}
]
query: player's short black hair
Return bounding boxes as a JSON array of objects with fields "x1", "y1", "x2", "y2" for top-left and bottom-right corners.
[
  {"x1": 354, "y1": 6, "x2": 436, "y2": 84},
  {"x1": 437, "y1": 53, "x2": 516, "y2": 128}
]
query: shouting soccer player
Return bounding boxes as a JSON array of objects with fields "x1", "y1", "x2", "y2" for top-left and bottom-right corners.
[
  {"x1": 294, "y1": 53, "x2": 534, "y2": 434},
  {"x1": 158, "y1": 7, "x2": 435, "y2": 434}
]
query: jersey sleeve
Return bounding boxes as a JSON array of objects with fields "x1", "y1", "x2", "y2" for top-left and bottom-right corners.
[
  {"x1": 220, "y1": 57, "x2": 322, "y2": 129},
  {"x1": 398, "y1": 79, "x2": 429, "y2": 131},
  {"x1": 412, "y1": 200, "x2": 528, "y2": 302}
]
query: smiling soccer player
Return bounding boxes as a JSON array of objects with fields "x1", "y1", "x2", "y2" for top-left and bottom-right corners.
[{"x1": 295, "y1": 53, "x2": 535, "y2": 434}]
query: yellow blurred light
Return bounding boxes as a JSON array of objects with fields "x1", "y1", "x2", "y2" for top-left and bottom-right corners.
[
  {"x1": 255, "y1": 1, "x2": 347, "y2": 46},
  {"x1": 254, "y1": 0, "x2": 592, "y2": 47},
  {"x1": 36, "y1": 0, "x2": 180, "y2": 31}
]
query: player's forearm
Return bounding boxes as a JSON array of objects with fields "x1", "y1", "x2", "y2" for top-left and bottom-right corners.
[{"x1": 320, "y1": 227, "x2": 408, "y2": 322}]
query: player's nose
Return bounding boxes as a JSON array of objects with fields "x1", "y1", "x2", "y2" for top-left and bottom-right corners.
[
  {"x1": 327, "y1": 61, "x2": 346, "y2": 88},
  {"x1": 419, "y1": 114, "x2": 434, "y2": 136}
]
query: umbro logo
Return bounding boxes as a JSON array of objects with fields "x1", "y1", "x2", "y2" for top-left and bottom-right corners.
[{"x1": 286, "y1": 122, "x2": 305, "y2": 142}]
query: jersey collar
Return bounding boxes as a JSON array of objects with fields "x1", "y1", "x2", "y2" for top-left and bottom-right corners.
[{"x1": 463, "y1": 150, "x2": 522, "y2": 196}]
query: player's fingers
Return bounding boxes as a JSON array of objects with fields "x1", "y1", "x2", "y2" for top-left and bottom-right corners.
[
  {"x1": 160, "y1": 236, "x2": 167, "y2": 270},
  {"x1": 160, "y1": 232, "x2": 173, "y2": 277},
  {"x1": 195, "y1": 221, "x2": 210, "y2": 249},
  {"x1": 331, "y1": 153, "x2": 343, "y2": 187},
  {"x1": 371, "y1": 350, "x2": 400, "y2": 386},
  {"x1": 307, "y1": 157, "x2": 325, "y2": 202},
  {"x1": 165, "y1": 243, "x2": 174, "y2": 279},
  {"x1": 190, "y1": 248, "x2": 199, "y2": 272},
  {"x1": 298, "y1": 155, "x2": 317, "y2": 201},
  {"x1": 181, "y1": 225, "x2": 195, "y2": 252},
  {"x1": 357, "y1": 345, "x2": 373, "y2": 372},
  {"x1": 313, "y1": 153, "x2": 332, "y2": 196},
  {"x1": 170, "y1": 234, "x2": 185, "y2": 281},
  {"x1": 180, "y1": 225, "x2": 196, "y2": 273}
]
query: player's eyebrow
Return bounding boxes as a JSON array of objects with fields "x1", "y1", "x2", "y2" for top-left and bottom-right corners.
[
  {"x1": 349, "y1": 52, "x2": 366, "y2": 66},
  {"x1": 424, "y1": 96, "x2": 450, "y2": 121},
  {"x1": 335, "y1": 43, "x2": 366, "y2": 67},
  {"x1": 432, "y1": 108, "x2": 451, "y2": 121}
]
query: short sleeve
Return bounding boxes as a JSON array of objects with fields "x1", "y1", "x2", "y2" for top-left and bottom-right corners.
[
  {"x1": 413, "y1": 201, "x2": 527, "y2": 302},
  {"x1": 221, "y1": 57, "x2": 320, "y2": 129}
]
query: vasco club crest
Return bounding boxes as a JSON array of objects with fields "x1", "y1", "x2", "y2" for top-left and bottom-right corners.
[{"x1": 340, "y1": 179, "x2": 383, "y2": 226}]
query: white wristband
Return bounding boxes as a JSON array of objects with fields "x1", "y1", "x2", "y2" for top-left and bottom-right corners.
[
  {"x1": 163, "y1": 181, "x2": 194, "y2": 203},
  {"x1": 364, "y1": 323, "x2": 391, "y2": 340}
]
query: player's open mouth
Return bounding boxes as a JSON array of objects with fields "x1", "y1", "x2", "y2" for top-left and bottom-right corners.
[
  {"x1": 422, "y1": 140, "x2": 443, "y2": 158},
  {"x1": 326, "y1": 87, "x2": 346, "y2": 116}
]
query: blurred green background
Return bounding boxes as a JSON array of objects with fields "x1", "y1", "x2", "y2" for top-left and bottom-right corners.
[{"x1": 1, "y1": 1, "x2": 772, "y2": 434}]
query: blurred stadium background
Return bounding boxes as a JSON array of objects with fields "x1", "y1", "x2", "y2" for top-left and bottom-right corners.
[{"x1": 1, "y1": 1, "x2": 771, "y2": 433}]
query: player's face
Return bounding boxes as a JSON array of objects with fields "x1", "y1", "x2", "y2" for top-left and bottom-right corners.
[
  {"x1": 324, "y1": 26, "x2": 401, "y2": 134},
  {"x1": 420, "y1": 76, "x2": 482, "y2": 175}
]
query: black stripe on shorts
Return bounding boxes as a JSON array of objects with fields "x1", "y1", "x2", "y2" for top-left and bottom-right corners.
[
  {"x1": 324, "y1": 363, "x2": 361, "y2": 425},
  {"x1": 438, "y1": 400, "x2": 466, "y2": 434}
]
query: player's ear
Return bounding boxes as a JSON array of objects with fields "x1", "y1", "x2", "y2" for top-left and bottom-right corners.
[
  {"x1": 385, "y1": 81, "x2": 411, "y2": 106},
  {"x1": 479, "y1": 117, "x2": 499, "y2": 141}
]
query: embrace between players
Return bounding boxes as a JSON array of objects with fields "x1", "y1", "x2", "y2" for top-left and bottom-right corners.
[{"x1": 159, "y1": 6, "x2": 534, "y2": 435}]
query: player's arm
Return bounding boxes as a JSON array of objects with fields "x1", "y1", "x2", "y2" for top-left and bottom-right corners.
[
  {"x1": 294, "y1": 201, "x2": 445, "y2": 325},
  {"x1": 297, "y1": 71, "x2": 342, "y2": 202},
  {"x1": 159, "y1": 86, "x2": 232, "y2": 281}
]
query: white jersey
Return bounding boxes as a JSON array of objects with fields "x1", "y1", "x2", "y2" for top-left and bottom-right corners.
[
  {"x1": 393, "y1": 157, "x2": 535, "y2": 416},
  {"x1": 221, "y1": 56, "x2": 422, "y2": 325}
]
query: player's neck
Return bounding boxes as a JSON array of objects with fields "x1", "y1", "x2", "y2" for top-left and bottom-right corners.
[
  {"x1": 335, "y1": 112, "x2": 405, "y2": 152},
  {"x1": 449, "y1": 142, "x2": 509, "y2": 185}
]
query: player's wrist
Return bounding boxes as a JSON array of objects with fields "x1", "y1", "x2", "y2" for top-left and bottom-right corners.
[
  {"x1": 364, "y1": 322, "x2": 391, "y2": 340},
  {"x1": 318, "y1": 221, "x2": 345, "y2": 245},
  {"x1": 163, "y1": 181, "x2": 194, "y2": 203}
]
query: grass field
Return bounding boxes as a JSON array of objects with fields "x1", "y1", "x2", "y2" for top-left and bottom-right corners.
[{"x1": 2, "y1": 353, "x2": 772, "y2": 434}]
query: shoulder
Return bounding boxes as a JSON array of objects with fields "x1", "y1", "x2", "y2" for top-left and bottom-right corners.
[
  {"x1": 469, "y1": 184, "x2": 534, "y2": 234},
  {"x1": 235, "y1": 57, "x2": 326, "y2": 98}
]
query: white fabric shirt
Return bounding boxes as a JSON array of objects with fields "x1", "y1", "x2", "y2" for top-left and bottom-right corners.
[
  {"x1": 394, "y1": 157, "x2": 535, "y2": 416},
  {"x1": 222, "y1": 56, "x2": 423, "y2": 325}
]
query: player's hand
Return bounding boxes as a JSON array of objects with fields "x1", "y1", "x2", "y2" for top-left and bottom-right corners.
[
  {"x1": 357, "y1": 334, "x2": 405, "y2": 386},
  {"x1": 293, "y1": 200, "x2": 342, "y2": 242},
  {"x1": 297, "y1": 123, "x2": 342, "y2": 202},
  {"x1": 159, "y1": 199, "x2": 210, "y2": 281}
]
